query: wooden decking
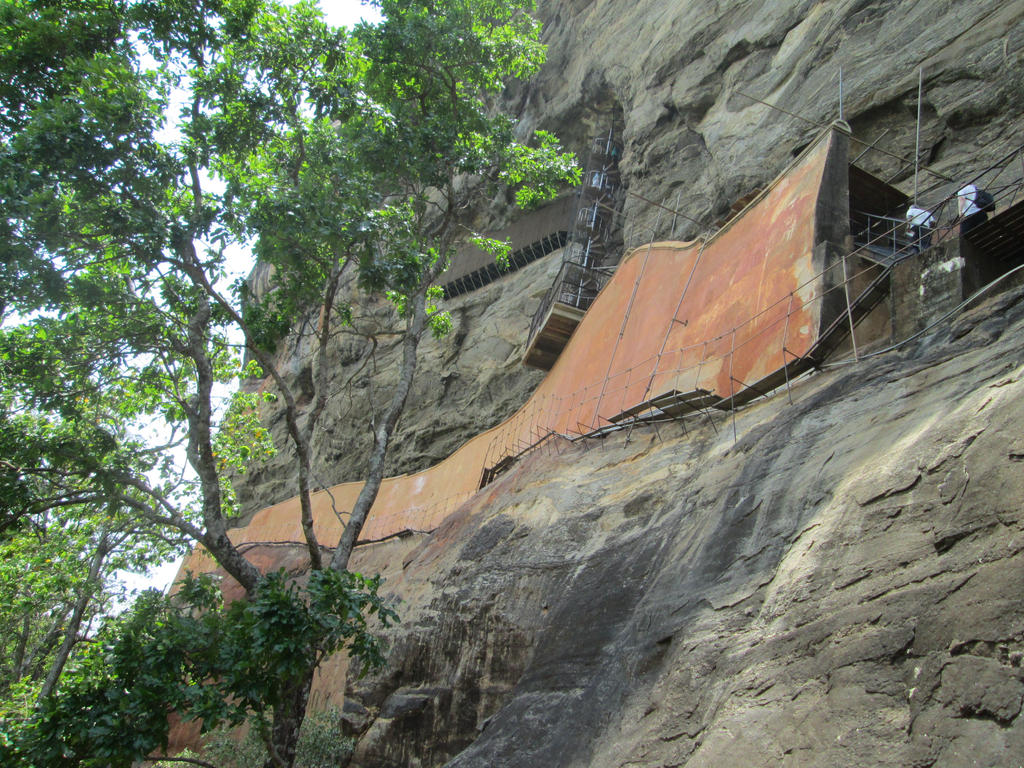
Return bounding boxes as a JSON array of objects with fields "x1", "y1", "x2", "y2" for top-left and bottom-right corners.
[{"x1": 522, "y1": 301, "x2": 587, "y2": 370}]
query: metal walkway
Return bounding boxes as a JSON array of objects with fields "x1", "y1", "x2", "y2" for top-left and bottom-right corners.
[
  {"x1": 480, "y1": 260, "x2": 896, "y2": 488},
  {"x1": 636, "y1": 261, "x2": 894, "y2": 418}
]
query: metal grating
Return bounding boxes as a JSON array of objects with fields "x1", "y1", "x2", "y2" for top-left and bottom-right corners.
[
  {"x1": 441, "y1": 230, "x2": 569, "y2": 299},
  {"x1": 522, "y1": 260, "x2": 613, "y2": 370},
  {"x1": 964, "y1": 198, "x2": 1024, "y2": 266}
]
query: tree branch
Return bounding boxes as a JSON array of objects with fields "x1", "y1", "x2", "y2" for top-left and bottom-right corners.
[{"x1": 148, "y1": 755, "x2": 221, "y2": 768}]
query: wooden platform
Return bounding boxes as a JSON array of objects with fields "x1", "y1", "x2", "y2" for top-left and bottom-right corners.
[{"x1": 522, "y1": 301, "x2": 587, "y2": 370}]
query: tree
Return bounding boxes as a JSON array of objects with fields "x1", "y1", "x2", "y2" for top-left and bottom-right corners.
[
  {"x1": 0, "y1": 0, "x2": 577, "y2": 765},
  {"x1": 0, "y1": 313, "x2": 186, "y2": 709},
  {"x1": 9, "y1": 571, "x2": 394, "y2": 768},
  {"x1": 0, "y1": 504, "x2": 166, "y2": 710}
]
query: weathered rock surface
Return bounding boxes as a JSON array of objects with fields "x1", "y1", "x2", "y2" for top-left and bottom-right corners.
[
  {"x1": 226, "y1": 2, "x2": 1024, "y2": 762},
  {"x1": 335, "y1": 282, "x2": 1024, "y2": 767},
  {"x1": 234, "y1": 252, "x2": 559, "y2": 517},
  {"x1": 526, "y1": 0, "x2": 1024, "y2": 242},
  {"x1": 234, "y1": 0, "x2": 1024, "y2": 518}
]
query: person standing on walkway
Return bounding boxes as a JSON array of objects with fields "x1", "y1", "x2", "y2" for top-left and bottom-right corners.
[
  {"x1": 957, "y1": 184, "x2": 988, "y2": 236},
  {"x1": 905, "y1": 204, "x2": 935, "y2": 251}
]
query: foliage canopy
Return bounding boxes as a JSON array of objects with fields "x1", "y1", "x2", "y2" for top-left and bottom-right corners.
[{"x1": 0, "y1": 0, "x2": 577, "y2": 764}]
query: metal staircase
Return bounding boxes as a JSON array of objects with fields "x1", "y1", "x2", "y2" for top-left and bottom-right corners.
[{"x1": 523, "y1": 127, "x2": 625, "y2": 370}]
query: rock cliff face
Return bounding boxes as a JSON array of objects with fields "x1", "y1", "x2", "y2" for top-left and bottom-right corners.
[
  {"x1": 526, "y1": 0, "x2": 1024, "y2": 242},
  {"x1": 336, "y1": 283, "x2": 1024, "y2": 767},
  {"x1": 227, "y1": 1, "x2": 1024, "y2": 765},
  {"x1": 234, "y1": 0, "x2": 1024, "y2": 517},
  {"x1": 234, "y1": 254, "x2": 555, "y2": 517}
]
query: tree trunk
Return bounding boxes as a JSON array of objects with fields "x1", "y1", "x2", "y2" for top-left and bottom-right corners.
[
  {"x1": 329, "y1": 286, "x2": 429, "y2": 572},
  {"x1": 264, "y1": 664, "x2": 318, "y2": 768},
  {"x1": 38, "y1": 536, "x2": 108, "y2": 700},
  {"x1": 9, "y1": 613, "x2": 31, "y2": 685}
]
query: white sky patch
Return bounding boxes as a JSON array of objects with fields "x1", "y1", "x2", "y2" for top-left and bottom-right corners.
[
  {"x1": 317, "y1": 0, "x2": 383, "y2": 28},
  {"x1": 118, "y1": 557, "x2": 185, "y2": 597}
]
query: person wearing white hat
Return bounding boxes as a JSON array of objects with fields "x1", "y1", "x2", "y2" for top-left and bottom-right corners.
[
  {"x1": 905, "y1": 204, "x2": 936, "y2": 251},
  {"x1": 957, "y1": 184, "x2": 989, "y2": 236}
]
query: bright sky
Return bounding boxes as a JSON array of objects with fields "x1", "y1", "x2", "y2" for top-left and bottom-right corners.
[{"x1": 318, "y1": 0, "x2": 383, "y2": 28}]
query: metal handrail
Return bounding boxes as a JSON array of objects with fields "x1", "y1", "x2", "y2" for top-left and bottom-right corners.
[
  {"x1": 853, "y1": 211, "x2": 916, "y2": 255},
  {"x1": 591, "y1": 133, "x2": 623, "y2": 159},
  {"x1": 526, "y1": 260, "x2": 613, "y2": 348}
]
